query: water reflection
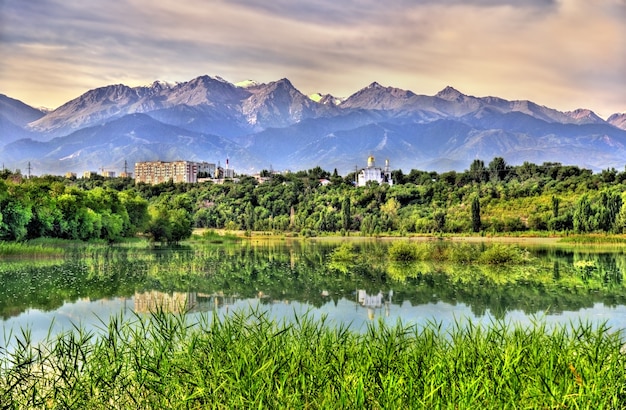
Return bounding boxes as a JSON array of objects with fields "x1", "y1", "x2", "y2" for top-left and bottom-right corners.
[
  {"x1": 1, "y1": 240, "x2": 626, "y2": 345},
  {"x1": 134, "y1": 291, "x2": 197, "y2": 313},
  {"x1": 133, "y1": 291, "x2": 242, "y2": 314},
  {"x1": 356, "y1": 289, "x2": 392, "y2": 320}
]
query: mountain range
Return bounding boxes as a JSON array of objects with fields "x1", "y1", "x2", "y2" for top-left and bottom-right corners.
[{"x1": 1, "y1": 75, "x2": 625, "y2": 176}]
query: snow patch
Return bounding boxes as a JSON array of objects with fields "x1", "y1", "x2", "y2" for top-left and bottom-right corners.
[
  {"x1": 309, "y1": 93, "x2": 323, "y2": 102},
  {"x1": 375, "y1": 134, "x2": 388, "y2": 150},
  {"x1": 236, "y1": 79, "x2": 260, "y2": 88},
  {"x1": 60, "y1": 151, "x2": 82, "y2": 160}
]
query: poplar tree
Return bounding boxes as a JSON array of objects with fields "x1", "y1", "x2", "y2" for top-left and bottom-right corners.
[
  {"x1": 471, "y1": 195, "x2": 481, "y2": 233},
  {"x1": 341, "y1": 197, "x2": 351, "y2": 231}
]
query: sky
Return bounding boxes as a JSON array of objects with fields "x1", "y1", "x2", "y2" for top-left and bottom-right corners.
[{"x1": 1, "y1": 0, "x2": 624, "y2": 118}]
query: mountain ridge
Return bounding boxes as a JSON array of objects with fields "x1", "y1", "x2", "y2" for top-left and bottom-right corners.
[{"x1": 1, "y1": 75, "x2": 625, "y2": 175}]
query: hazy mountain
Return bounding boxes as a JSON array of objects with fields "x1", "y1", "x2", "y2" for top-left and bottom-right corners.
[
  {"x1": 608, "y1": 113, "x2": 626, "y2": 130},
  {"x1": 26, "y1": 77, "x2": 251, "y2": 138},
  {"x1": 27, "y1": 84, "x2": 146, "y2": 137},
  {"x1": 2, "y1": 75, "x2": 625, "y2": 176},
  {"x1": 0, "y1": 115, "x2": 40, "y2": 147},
  {"x1": 241, "y1": 78, "x2": 331, "y2": 130},
  {"x1": 240, "y1": 114, "x2": 626, "y2": 174},
  {"x1": 0, "y1": 94, "x2": 46, "y2": 127},
  {"x1": 0, "y1": 94, "x2": 46, "y2": 146},
  {"x1": 3, "y1": 113, "x2": 263, "y2": 175}
]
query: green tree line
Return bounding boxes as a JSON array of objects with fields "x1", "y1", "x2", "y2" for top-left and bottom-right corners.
[{"x1": 2, "y1": 158, "x2": 626, "y2": 241}]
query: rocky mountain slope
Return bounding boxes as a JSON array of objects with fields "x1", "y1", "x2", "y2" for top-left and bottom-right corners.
[{"x1": 1, "y1": 75, "x2": 624, "y2": 175}]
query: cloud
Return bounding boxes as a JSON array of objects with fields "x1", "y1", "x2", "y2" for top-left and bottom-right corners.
[
  {"x1": 0, "y1": 0, "x2": 623, "y2": 117},
  {"x1": 228, "y1": 0, "x2": 557, "y2": 25}
]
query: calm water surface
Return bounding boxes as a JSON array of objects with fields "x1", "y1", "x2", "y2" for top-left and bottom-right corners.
[{"x1": 1, "y1": 240, "x2": 625, "y2": 349}]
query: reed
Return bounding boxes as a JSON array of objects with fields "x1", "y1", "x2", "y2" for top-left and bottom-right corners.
[
  {"x1": 1, "y1": 310, "x2": 624, "y2": 409},
  {"x1": 559, "y1": 234, "x2": 626, "y2": 245},
  {"x1": 0, "y1": 241, "x2": 64, "y2": 257},
  {"x1": 191, "y1": 229, "x2": 242, "y2": 244}
]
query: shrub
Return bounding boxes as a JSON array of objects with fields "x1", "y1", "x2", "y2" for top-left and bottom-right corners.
[
  {"x1": 479, "y1": 244, "x2": 524, "y2": 265},
  {"x1": 388, "y1": 241, "x2": 417, "y2": 261},
  {"x1": 447, "y1": 243, "x2": 480, "y2": 263}
]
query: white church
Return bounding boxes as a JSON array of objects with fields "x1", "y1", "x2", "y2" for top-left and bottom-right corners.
[{"x1": 357, "y1": 155, "x2": 393, "y2": 187}]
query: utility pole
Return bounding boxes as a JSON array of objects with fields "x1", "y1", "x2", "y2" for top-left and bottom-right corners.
[{"x1": 27, "y1": 161, "x2": 32, "y2": 179}]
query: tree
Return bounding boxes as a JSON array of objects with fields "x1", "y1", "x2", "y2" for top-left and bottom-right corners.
[
  {"x1": 307, "y1": 166, "x2": 330, "y2": 180},
  {"x1": 434, "y1": 209, "x2": 446, "y2": 233},
  {"x1": 146, "y1": 207, "x2": 171, "y2": 243},
  {"x1": 380, "y1": 198, "x2": 400, "y2": 230},
  {"x1": 100, "y1": 211, "x2": 124, "y2": 242},
  {"x1": 551, "y1": 196, "x2": 560, "y2": 219},
  {"x1": 596, "y1": 190, "x2": 622, "y2": 232},
  {"x1": 488, "y1": 157, "x2": 508, "y2": 182},
  {"x1": 169, "y1": 208, "x2": 193, "y2": 242},
  {"x1": 616, "y1": 202, "x2": 626, "y2": 233},
  {"x1": 469, "y1": 159, "x2": 487, "y2": 183},
  {"x1": 0, "y1": 198, "x2": 32, "y2": 241},
  {"x1": 515, "y1": 161, "x2": 539, "y2": 181},
  {"x1": 119, "y1": 190, "x2": 149, "y2": 235},
  {"x1": 341, "y1": 197, "x2": 351, "y2": 231},
  {"x1": 145, "y1": 205, "x2": 193, "y2": 243},
  {"x1": 56, "y1": 190, "x2": 85, "y2": 239},
  {"x1": 471, "y1": 195, "x2": 481, "y2": 233},
  {"x1": 243, "y1": 203, "x2": 255, "y2": 231},
  {"x1": 391, "y1": 169, "x2": 406, "y2": 185},
  {"x1": 573, "y1": 194, "x2": 594, "y2": 233}
]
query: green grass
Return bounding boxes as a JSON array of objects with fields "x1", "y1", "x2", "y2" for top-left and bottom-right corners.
[
  {"x1": 559, "y1": 234, "x2": 626, "y2": 245},
  {"x1": 190, "y1": 229, "x2": 242, "y2": 244},
  {"x1": 1, "y1": 309, "x2": 625, "y2": 409},
  {"x1": 0, "y1": 238, "x2": 152, "y2": 258},
  {"x1": 0, "y1": 241, "x2": 65, "y2": 257}
]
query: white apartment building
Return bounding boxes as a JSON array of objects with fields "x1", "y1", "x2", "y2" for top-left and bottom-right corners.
[{"x1": 134, "y1": 160, "x2": 217, "y2": 185}]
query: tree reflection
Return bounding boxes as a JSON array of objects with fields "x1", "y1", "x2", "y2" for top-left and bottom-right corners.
[{"x1": 1, "y1": 241, "x2": 626, "y2": 321}]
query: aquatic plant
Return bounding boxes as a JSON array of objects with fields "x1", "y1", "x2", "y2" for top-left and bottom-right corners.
[
  {"x1": 1, "y1": 310, "x2": 624, "y2": 409},
  {"x1": 0, "y1": 241, "x2": 64, "y2": 257},
  {"x1": 388, "y1": 241, "x2": 418, "y2": 261}
]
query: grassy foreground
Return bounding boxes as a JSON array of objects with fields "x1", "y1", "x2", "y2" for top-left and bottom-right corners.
[{"x1": 1, "y1": 310, "x2": 625, "y2": 409}]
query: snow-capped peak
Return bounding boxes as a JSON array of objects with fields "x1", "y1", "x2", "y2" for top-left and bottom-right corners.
[
  {"x1": 141, "y1": 80, "x2": 172, "y2": 88},
  {"x1": 308, "y1": 93, "x2": 343, "y2": 106},
  {"x1": 236, "y1": 79, "x2": 260, "y2": 88}
]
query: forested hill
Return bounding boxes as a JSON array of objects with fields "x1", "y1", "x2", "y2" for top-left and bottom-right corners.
[{"x1": 1, "y1": 158, "x2": 625, "y2": 243}]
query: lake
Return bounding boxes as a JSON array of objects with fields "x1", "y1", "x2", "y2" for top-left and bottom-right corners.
[{"x1": 1, "y1": 239, "x2": 625, "y2": 350}]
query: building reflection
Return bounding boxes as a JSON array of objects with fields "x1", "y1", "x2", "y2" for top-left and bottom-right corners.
[
  {"x1": 133, "y1": 291, "x2": 239, "y2": 313},
  {"x1": 357, "y1": 289, "x2": 393, "y2": 320},
  {"x1": 132, "y1": 288, "x2": 395, "y2": 320}
]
